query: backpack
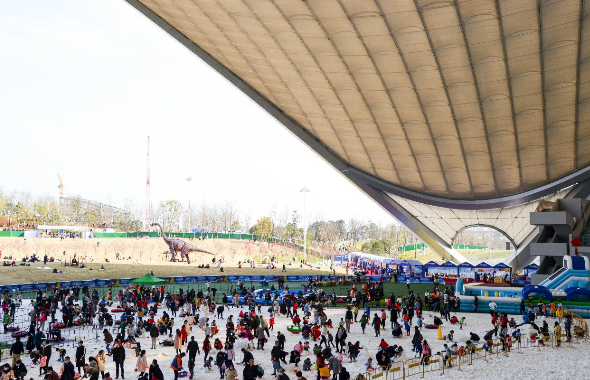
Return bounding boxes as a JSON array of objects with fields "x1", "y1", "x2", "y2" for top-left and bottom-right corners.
[{"x1": 256, "y1": 366, "x2": 264, "y2": 377}]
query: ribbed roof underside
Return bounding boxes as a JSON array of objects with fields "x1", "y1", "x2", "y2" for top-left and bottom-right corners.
[
  {"x1": 390, "y1": 187, "x2": 570, "y2": 246},
  {"x1": 139, "y1": 0, "x2": 590, "y2": 200}
]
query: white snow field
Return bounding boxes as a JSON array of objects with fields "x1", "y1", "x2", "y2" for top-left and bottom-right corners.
[{"x1": 1, "y1": 303, "x2": 588, "y2": 380}]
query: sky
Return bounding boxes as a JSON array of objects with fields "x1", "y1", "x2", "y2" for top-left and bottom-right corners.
[{"x1": 0, "y1": 0, "x2": 393, "y2": 227}]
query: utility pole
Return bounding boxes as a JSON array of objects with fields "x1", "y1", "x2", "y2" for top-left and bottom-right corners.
[
  {"x1": 300, "y1": 187, "x2": 310, "y2": 258},
  {"x1": 144, "y1": 136, "x2": 151, "y2": 230},
  {"x1": 187, "y1": 177, "x2": 193, "y2": 232},
  {"x1": 57, "y1": 174, "x2": 64, "y2": 214}
]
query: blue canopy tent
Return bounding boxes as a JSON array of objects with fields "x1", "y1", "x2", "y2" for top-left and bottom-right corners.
[
  {"x1": 493, "y1": 263, "x2": 512, "y2": 281},
  {"x1": 458, "y1": 262, "x2": 475, "y2": 279},
  {"x1": 333, "y1": 254, "x2": 349, "y2": 264},
  {"x1": 399, "y1": 260, "x2": 414, "y2": 276},
  {"x1": 382, "y1": 258, "x2": 402, "y2": 274},
  {"x1": 523, "y1": 263, "x2": 539, "y2": 277},
  {"x1": 474, "y1": 262, "x2": 495, "y2": 282},
  {"x1": 407, "y1": 260, "x2": 424, "y2": 277},
  {"x1": 425, "y1": 261, "x2": 458, "y2": 277}
]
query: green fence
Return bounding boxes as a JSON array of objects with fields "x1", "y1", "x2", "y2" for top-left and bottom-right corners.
[
  {"x1": 0, "y1": 231, "x2": 24, "y2": 237},
  {"x1": 397, "y1": 242, "x2": 489, "y2": 252},
  {"x1": 91, "y1": 231, "x2": 258, "y2": 239},
  {"x1": 0, "y1": 230, "x2": 304, "y2": 251},
  {"x1": 452, "y1": 243, "x2": 488, "y2": 250},
  {"x1": 397, "y1": 243, "x2": 425, "y2": 252}
]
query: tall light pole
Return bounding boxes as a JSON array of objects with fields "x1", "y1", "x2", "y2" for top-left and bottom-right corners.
[
  {"x1": 187, "y1": 177, "x2": 193, "y2": 232},
  {"x1": 300, "y1": 187, "x2": 310, "y2": 258}
]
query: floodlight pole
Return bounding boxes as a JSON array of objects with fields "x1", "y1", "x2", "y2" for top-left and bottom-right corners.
[{"x1": 301, "y1": 187, "x2": 310, "y2": 258}]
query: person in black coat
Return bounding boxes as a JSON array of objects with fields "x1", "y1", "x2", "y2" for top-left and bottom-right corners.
[
  {"x1": 150, "y1": 325, "x2": 159, "y2": 350},
  {"x1": 339, "y1": 367, "x2": 350, "y2": 380},
  {"x1": 10, "y1": 337, "x2": 24, "y2": 367},
  {"x1": 149, "y1": 360, "x2": 164, "y2": 380},
  {"x1": 40, "y1": 343, "x2": 52, "y2": 376},
  {"x1": 111, "y1": 341, "x2": 126, "y2": 379},
  {"x1": 76, "y1": 341, "x2": 86, "y2": 374},
  {"x1": 289, "y1": 350, "x2": 301, "y2": 366},
  {"x1": 186, "y1": 337, "x2": 200, "y2": 358},
  {"x1": 63, "y1": 357, "x2": 76, "y2": 380},
  {"x1": 43, "y1": 343, "x2": 52, "y2": 362},
  {"x1": 277, "y1": 332, "x2": 286, "y2": 350},
  {"x1": 242, "y1": 359, "x2": 260, "y2": 380},
  {"x1": 13, "y1": 359, "x2": 27, "y2": 380},
  {"x1": 240, "y1": 348, "x2": 253, "y2": 365}
]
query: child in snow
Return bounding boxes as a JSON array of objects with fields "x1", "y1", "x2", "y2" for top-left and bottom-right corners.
[
  {"x1": 347, "y1": 342, "x2": 358, "y2": 362},
  {"x1": 555, "y1": 322, "x2": 562, "y2": 347},
  {"x1": 204, "y1": 356, "x2": 213, "y2": 370},
  {"x1": 459, "y1": 317, "x2": 466, "y2": 330},
  {"x1": 57, "y1": 349, "x2": 66, "y2": 363},
  {"x1": 445, "y1": 330, "x2": 454, "y2": 342},
  {"x1": 302, "y1": 358, "x2": 312, "y2": 371},
  {"x1": 364, "y1": 358, "x2": 374, "y2": 371},
  {"x1": 327, "y1": 332, "x2": 335, "y2": 348}
]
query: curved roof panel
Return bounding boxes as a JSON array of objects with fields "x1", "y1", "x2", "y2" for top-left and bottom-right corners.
[{"x1": 131, "y1": 0, "x2": 590, "y2": 201}]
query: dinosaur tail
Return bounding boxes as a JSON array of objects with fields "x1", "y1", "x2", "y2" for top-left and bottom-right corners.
[{"x1": 193, "y1": 247, "x2": 216, "y2": 255}]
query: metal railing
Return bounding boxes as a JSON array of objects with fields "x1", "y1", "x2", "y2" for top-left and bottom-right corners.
[{"x1": 352, "y1": 310, "x2": 589, "y2": 379}]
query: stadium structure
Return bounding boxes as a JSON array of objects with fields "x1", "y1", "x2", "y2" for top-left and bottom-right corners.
[{"x1": 124, "y1": 0, "x2": 590, "y2": 283}]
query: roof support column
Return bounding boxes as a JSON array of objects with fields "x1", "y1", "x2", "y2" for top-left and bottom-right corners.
[{"x1": 356, "y1": 183, "x2": 467, "y2": 264}]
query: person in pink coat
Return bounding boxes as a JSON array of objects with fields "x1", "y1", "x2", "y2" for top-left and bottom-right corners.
[
  {"x1": 420, "y1": 341, "x2": 431, "y2": 365},
  {"x1": 174, "y1": 329, "x2": 183, "y2": 355}
]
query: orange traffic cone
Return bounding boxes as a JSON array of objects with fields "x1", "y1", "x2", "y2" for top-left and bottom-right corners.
[{"x1": 438, "y1": 326, "x2": 443, "y2": 340}]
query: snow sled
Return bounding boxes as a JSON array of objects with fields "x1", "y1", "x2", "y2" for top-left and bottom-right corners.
[
  {"x1": 11, "y1": 331, "x2": 28, "y2": 338},
  {"x1": 424, "y1": 324, "x2": 438, "y2": 329},
  {"x1": 111, "y1": 308, "x2": 124, "y2": 313},
  {"x1": 52, "y1": 323, "x2": 66, "y2": 329},
  {"x1": 287, "y1": 325, "x2": 302, "y2": 334},
  {"x1": 178, "y1": 371, "x2": 188, "y2": 378},
  {"x1": 5, "y1": 326, "x2": 19, "y2": 332}
]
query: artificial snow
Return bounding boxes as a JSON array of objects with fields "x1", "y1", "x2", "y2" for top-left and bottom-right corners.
[{"x1": 1, "y1": 303, "x2": 588, "y2": 380}]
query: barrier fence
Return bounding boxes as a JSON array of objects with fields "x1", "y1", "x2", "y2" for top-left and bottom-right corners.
[
  {"x1": 0, "y1": 274, "x2": 427, "y2": 295},
  {"x1": 355, "y1": 308, "x2": 589, "y2": 379}
]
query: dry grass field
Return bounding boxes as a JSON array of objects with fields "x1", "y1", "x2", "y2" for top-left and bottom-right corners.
[
  {"x1": 0, "y1": 237, "x2": 511, "y2": 286},
  {"x1": 0, "y1": 237, "x2": 335, "y2": 285},
  {"x1": 0, "y1": 262, "x2": 333, "y2": 285}
]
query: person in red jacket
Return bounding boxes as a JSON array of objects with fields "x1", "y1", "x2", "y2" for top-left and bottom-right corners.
[
  {"x1": 378, "y1": 339, "x2": 389, "y2": 349},
  {"x1": 203, "y1": 337, "x2": 211, "y2": 366},
  {"x1": 372, "y1": 314, "x2": 381, "y2": 337},
  {"x1": 500, "y1": 314, "x2": 509, "y2": 335},
  {"x1": 181, "y1": 326, "x2": 188, "y2": 345}
]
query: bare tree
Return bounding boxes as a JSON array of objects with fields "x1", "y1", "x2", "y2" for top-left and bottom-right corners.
[
  {"x1": 242, "y1": 213, "x2": 252, "y2": 233},
  {"x1": 157, "y1": 200, "x2": 183, "y2": 231}
]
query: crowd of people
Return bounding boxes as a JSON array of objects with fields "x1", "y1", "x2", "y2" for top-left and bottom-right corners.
[{"x1": 0, "y1": 276, "x2": 583, "y2": 380}]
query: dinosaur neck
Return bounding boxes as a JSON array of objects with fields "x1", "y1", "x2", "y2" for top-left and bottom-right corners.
[{"x1": 155, "y1": 223, "x2": 169, "y2": 242}]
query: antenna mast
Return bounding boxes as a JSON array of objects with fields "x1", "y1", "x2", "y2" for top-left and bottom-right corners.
[{"x1": 144, "y1": 136, "x2": 151, "y2": 230}]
